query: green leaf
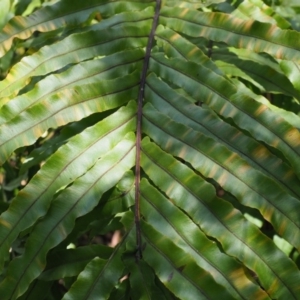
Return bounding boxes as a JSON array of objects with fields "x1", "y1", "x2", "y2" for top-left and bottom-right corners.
[
  {"x1": 140, "y1": 178, "x2": 269, "y2": 299},
  {"x1": 142, "y1": 221, "x2": 237, "y2": 300},
  {"x1": 141, "y1": 137, "x2": 300, "y2": 299},
  {"x1": 232, "y1": 0, "x2": 291, "y2": 29},
  {"x1": 0, "y1": 0, "x2": 11, "y2": 31},
  {"x1": 0, "y1": 101, "x2": 136, "y2": 269},
  {"x1": 0, "y1": 132, "x2": 136, "y2": 299},
  {"x1": 146, "y1": 73, "x2": 300, "y2": 198},
  {"x1": 160, "y1": 7, "x2": 300, "y2": 62},
  {"x1": 17, "y1": 280, "x2": 53, "y2": 300},
  {"x1": 149, "y1": 52, "x2": 300, "y2": 177},
  {"x1": 0, "y1": 72, "x2": 139, "y2": 164},
  {"x1": 280, "y1": 60, "x2": 300, "y2": 93},
  {"x1": 143, "y1": 103, "x2": 300, "y2": 250},
  {"x1": 40, "y1": 245, "x2": 113, "y2": 281},
  {"x1": 1, "y1": 1, "x2": 300, "y2": 299},
  {"x1": 0, "y1": 0, "x2": 155, "y2": 57},
  {"x1": 124, "y1": 256, "x2": 167, "y2": 300},
  {"x1": 62, "y1": 229, "x2": 133, "y2": 300},
  {"x1": 0, "y1": 23, "x2": 149, "y2": 101},
  {"x1": 212, "y1": 47, "x2": 300, "y2": 99}
]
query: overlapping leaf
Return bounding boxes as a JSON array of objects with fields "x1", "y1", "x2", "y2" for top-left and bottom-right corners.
[
  {"x1": 0, "y1": 0, "x2": 155, "y2": 57},
  {"x1": 232, "y1": 0, "x2": 291, "y2": 29},
  {"x1": 0, "y1": 102, "x2": 136, "y2": 270},
  {"x1": 141, "y1": 138, "x2": 300, "y2": 299},
  {"x1": 0, "y1": 0, "x2": 300, "y2": 299}
]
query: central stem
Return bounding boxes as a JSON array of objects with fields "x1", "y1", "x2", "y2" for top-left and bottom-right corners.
[{"x1": 134, "y1": 0, "x2": 161, "y2": 260}]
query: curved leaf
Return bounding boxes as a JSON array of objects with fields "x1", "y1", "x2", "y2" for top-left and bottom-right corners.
[
  {"x1": 149, "y1": 52, "x2": 300, "y2": 177},
  {"x1": 160, "y1": 7, "x2": 300, "y2": 62},
  {"x1": 0, "y1": 0, "x2": 154, "y2": 57},
  {"x1": 0, "y1": 101, "x2": 136, "y2": 269},
  {"x1": 0, "y1": 1, "x2": 300, "y2": 299},
  {"x1": 0, "y1": 22, "x2": 150, "y2": 101},
  {"x1": 40, "y1": 245, "x2": 113, "y2": 281},
  {"x1": 140, "y1": 178, "x2": 269, "y2": 299},
  {"x1": 0, "y1": 72, "x2": 139, "y2": 164},
  {"x1": 143, "y1": 103, "x2": 300, "y2": 250},
  {"x1": 141, "y1": 137, "x2": 300, "y2": 299},
  {"x1": 232, "y1": 0, "x2": 291, "y2": 29},
  {"x1": 0, "y1": 133, "x2": 136, "y2": 299},
  {"x1": 146, "y1": 73, "x2": 300, "y2": 199}
]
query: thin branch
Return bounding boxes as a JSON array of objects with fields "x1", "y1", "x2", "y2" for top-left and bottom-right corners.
[{"x1": 135, "y1": 0, "x2": 161, "y2": 260}]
